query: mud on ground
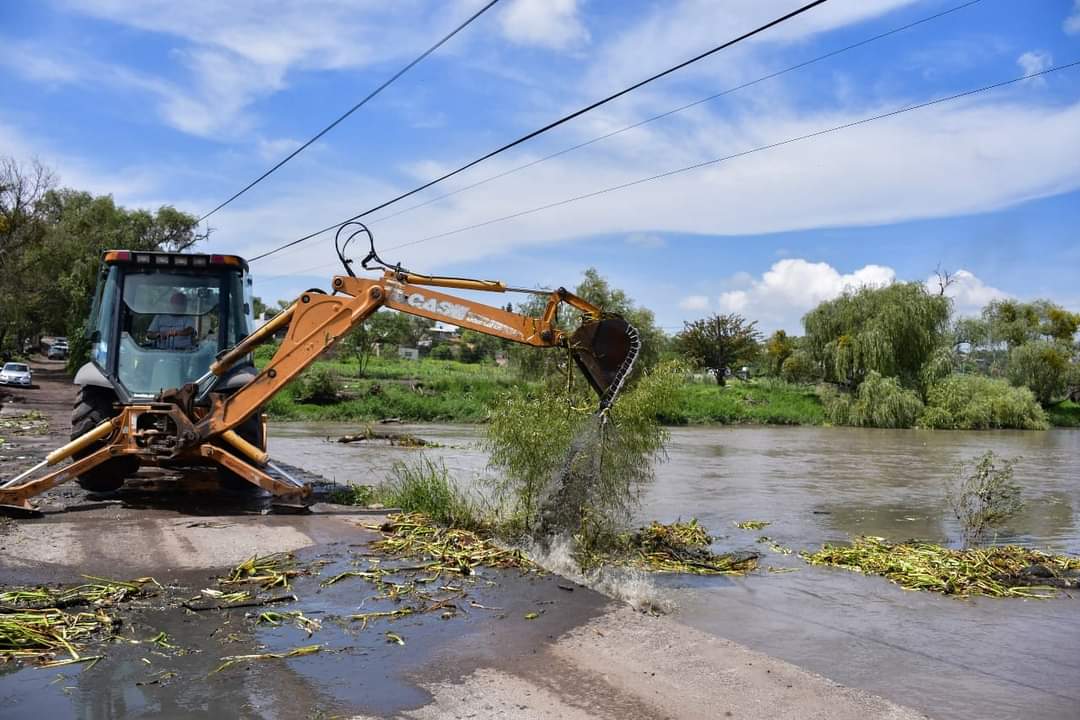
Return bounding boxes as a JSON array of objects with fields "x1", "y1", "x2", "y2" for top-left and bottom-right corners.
[{"x1": 0, "y1": 359, "x2": 926, "y2": 719}]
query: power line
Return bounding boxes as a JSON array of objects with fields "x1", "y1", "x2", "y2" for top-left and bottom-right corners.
[
  {"x1": 366, "y1": 0, "x2": 985, "y2": 228},
  {"x1": 248, "y1": 0, "x2": 830, "y2": 263},
  {"x1": 265, "y1": 58, "x2": 1079, "y2": 282},
  {"x1": 196, "y1": 0, "x2": 503, "y2": 224},
  {"x1": 382, "y1": 60, "x2": 1080, "y2": 251}
]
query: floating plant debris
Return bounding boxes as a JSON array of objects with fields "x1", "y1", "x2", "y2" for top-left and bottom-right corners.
[
  {"x1": 804, "y1": 536, "x2": 1080, "y2": 598},
  {"x1": 735, "y1": 520, "x2": 770, "y2": 530}
]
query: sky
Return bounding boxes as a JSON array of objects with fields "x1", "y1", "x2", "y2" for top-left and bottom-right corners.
[{"x1": 2, "y1": 0, "x2": 1079, "y2": 335}]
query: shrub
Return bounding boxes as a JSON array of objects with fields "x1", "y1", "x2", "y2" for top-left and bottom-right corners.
[
  {"x1": 484, "y1": 361, "x2": 682, "y2": 545},
  {"x1": 820, "y1": 371, "x2": 922, "y2": 428},
  {"x1": 429, "y1": 344, "x2": 455, "y2": 361},
  {"x1": 920, "y1": 374, "x2": 1047, "y2": 430},
  {"x1": 780, "y1": 350, "x2": 819, "y2": 384},
  {"x1": 378, "y1": 456, "x2": 484, "y2": 530},
  {"x1": 294, "y1": 366, "x2": 340, "y2": 404},
  {"x1": 946, "y1": 450, "x2": 1023, "y2": 546},
  {"x1": 1007, "y1": 340, "x2": 1073, "y2": 405}
]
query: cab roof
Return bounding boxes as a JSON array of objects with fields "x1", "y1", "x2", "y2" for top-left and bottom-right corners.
[{"x1": 102, "y1": 250, "x2": 248, "y2": 271}]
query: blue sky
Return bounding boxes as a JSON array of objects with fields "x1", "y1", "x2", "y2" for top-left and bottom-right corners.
[{"x1": 2, "y1": 0, "x2": 1079, "y2": 333}]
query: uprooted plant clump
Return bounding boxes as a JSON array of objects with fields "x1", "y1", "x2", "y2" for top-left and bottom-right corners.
[
  {"x1": 485, "y1": 361, "x2": 684, "y2": 560},
  {"x1": 582, "y1": 519, "x2": 759, "y2": 575},
  {"x1": 804, "y1": 536, "x2": 1080, "y2": 598}
]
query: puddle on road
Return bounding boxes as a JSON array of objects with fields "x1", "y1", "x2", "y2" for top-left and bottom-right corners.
[{"x1": 0, "y1": 541, "x2": 608, "y2": 719}]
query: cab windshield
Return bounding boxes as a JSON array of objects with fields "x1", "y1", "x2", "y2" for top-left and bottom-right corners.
[{"x1": 116, "y1": 270, "x2": 245, "y2": 396}]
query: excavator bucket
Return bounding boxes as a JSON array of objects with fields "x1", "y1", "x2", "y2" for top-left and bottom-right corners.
[{"x1": 570, "y1": 317, "x2": 641, "y2": 410}]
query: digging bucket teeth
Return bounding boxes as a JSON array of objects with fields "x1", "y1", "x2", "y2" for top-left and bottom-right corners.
[{"x1": 569, "y1": 317, "x2": 641, "y2": 411}]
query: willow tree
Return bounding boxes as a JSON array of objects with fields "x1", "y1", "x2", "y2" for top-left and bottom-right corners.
[{"x1": 803, "y1": 282, "x2": 950, "y2": 390}]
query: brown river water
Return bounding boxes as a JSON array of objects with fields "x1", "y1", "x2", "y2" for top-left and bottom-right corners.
[{"x1": 270, "y1": 422, "x2": 1080, "y2": 720}]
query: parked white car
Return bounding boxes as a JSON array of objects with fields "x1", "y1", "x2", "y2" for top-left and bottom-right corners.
[{"x1": 0, "y1": 362, "x2": 32, "y2": 387}]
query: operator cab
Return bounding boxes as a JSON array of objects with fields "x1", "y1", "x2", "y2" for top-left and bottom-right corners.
[{"x1": 84, "y1": 250, "x2": 254, "y2": 401}]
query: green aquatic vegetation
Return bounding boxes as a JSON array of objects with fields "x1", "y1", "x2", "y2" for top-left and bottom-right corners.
[
  {"x1": 223, "y1": 553, "x2": 299, "y2": 590},
  {"x1": 485, "y1": 361, "x2": 682, "y2": 549},
  {"x1": 579, "y1": 519, "x2": 759, "y2": 576},
  {"x1": 0, "y1": 576, "x2": 157, "y2": 663},
  {"x1": 735, "y1": 520, "x2": 770, "y2": 530},
  {"x1": 368, "y1": 512, "x2": 528, "y2": 572},
  {"x1": 212, "y1": 644, "x2": 321, "y2": 673},
  {"x1": 804, "y1": 536, "x2": 1080, "y2": 598}
]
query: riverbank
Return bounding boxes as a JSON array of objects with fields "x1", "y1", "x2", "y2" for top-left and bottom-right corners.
[{"x1": 267, "y1": 356, "x2": 1076, "y2": 429}]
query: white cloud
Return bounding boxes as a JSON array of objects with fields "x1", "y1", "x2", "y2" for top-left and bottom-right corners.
[
  {"x1": 679, "y1": 295, "x2": 710, "y2": 311},
  {"x1": 925, "y1": 269, "x2": 1008, "y2": 316},
  {"x1": 498, "y1": 0, "x2": 588, "y2": 50},
  {"x1": 625, "y1": 232, "x2": 666, "y2": 249},
  {"x1": 714, "y1": 259, "x2": 896, "y2": 332},
  {"x1": 1017, "y1": 50, "x2": 1052, "y2": 86},
  {"x1": 1066, "y1": 1, "x2": 1080, "y2": 35},
  {"x1": 54, "y1": 1, "x2": 481, "y2": 138},
  {"x1": 0, "y1": 42, "x2": 80, "y2": 84}
]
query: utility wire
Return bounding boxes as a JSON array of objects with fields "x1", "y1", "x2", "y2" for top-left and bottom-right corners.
[
  {"x1": 196, "y1": 0, "x2": 503, "y2": 224},
  {"x1": 381, "y1": 60, "x2": 1080, "y2": 251},
  {"x1": 256, "y1": 0, "x2": 982, "y2": 272},
  {"x1": 366, "y1": 0, "x2": 985, "y2": 228},
  {"x1": 261, "y1": 58, "x2": 1078, "y2": 281},
  {"x1": 248, "y1": 0, "x2": 830, "y2": 263}
]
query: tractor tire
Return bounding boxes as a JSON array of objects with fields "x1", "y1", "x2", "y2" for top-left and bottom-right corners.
[{"x1": 71, "y1": 385, "x2": 138, "y2": 493}]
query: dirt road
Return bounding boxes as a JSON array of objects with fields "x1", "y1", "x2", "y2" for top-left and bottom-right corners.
[{"x1": 0, "y1": 359, "x2": 927, "y2": 719}]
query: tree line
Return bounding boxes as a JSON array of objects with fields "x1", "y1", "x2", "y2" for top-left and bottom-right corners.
[{"x1": 0, "y1": 156, "x2": 202, "y2": 362}]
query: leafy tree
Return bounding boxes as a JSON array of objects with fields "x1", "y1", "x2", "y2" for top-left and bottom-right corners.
[
  {"x1": 763, "y1": 329, "x2": 796, "y2": 376},
  {"x1": 459, "y1": 329, "x2": 503, "y2": 363},
  {"x1": 1007, "y1": 340, "x2": 1073, "y2": 404},
  {"x1": 803, "y1": 282, "x2": 949, "y2": 390},
  {"x1": 780, "y1": 349, "x2": 820, "y2": 384},
  {"x1": 573, "y1": 268, "x2": 666, "y2": 370},
  {"x1": 252, "y1": 296, "x2": 270, "y2": 320},
  {"x1": 341, "y1": 309, "x2": 411, "y2": 376},
  {"x1": 675, "y1": 313, "x2": 761, "y2": 386},
  {"x1": 983, "y1": 299, "x2": 1080, "y2": 348},
  {"x1": 510, "y1": 267, "x2": 666, "y2": 384}
]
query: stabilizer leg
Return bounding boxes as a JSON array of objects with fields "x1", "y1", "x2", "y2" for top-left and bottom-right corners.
[
  {"x1": 0, "y1": 445, "x2": 121, "y2": 508},
  {"x1": 198, "y1": 444, "x2": 311, "y2": 502}
]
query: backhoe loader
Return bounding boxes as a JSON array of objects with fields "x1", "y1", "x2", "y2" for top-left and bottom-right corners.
[{"x1": 0, "y1": 226, "x2": 639, "y2": 509}]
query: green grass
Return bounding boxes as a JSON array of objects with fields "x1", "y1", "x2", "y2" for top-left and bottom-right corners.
[
  {"x1": 664, "y1": 379, "x2": 825, "y2": 425},
  {"x1": 265, "y1": 357, "x2": 531, "y2": 423},
  {"x1": 1046, "y1": 400, "x2": 1080, "y2": 427}
]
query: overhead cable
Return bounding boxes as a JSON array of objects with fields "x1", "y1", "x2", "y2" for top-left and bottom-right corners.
[
  {"x1": 248, "y1": 0, "x2": 831, "y2": 262},
  {"x1": 259, "y1": 57, "x2": 1079, "y2": 281},
  {"x1": 366, "y1": 0, "x2": 985, "y2": 228},
  {"x1": 196, "y1": 0, "x2": 503, "y2": 223},
  {"x1": 381, "y1": 60, "x2": 1080, "y2": 251}
]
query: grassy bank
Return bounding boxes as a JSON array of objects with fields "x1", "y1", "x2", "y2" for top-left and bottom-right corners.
[
  {"x1": 265, "y1": 355, "x2": 824, "y2": 426},
  {"x1": 668, "y1": 380, "x2": 825, "y2": 425},
  {"x1": 1045, "y1": 400, "x2": 1080, "y2": 428},
  {"x1": 263, "y1": 355, "x2": 1076, "y2": 429}
]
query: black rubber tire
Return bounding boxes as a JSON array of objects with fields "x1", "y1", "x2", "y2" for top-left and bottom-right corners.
[{"x1": 71, "y1": 385, "x2": 139, "y2": 493}]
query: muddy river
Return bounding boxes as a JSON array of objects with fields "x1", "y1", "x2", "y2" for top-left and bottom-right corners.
[{"x1": 270, "y1": 423, "x2": 1080, "y2": 720}]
